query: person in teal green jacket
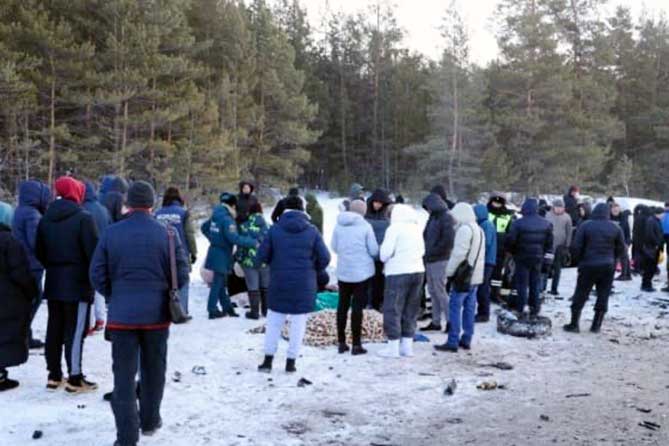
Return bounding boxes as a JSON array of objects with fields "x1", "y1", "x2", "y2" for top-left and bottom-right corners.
[
  {"x1": 202, "y1": 192, "x2": 256, "y2": 319},
  {"x1": 235, "y1": 199, "x2": 270, "y2": 319}
]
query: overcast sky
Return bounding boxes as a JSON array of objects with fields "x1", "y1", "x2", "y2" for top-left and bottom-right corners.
[{"x1": 302, "y1": 0, "x2": 669, "y2": 65}]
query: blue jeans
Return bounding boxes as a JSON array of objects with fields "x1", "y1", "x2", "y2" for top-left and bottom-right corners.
[
  {"x1": 515, "y1": 259, "x2": 542, "y2": 313},
  {"x1": 179, "y1": 279, "x2": 190, "y2": 314},
  {"x1": 111, "y1": 329, "x2": 168, "y2": 446},
  {"x1": 207, "y1": 273, "x2": 231, "y2": 314},
  {"x1": 447, "y1": 286, "x2": 478, "y2": 348}
]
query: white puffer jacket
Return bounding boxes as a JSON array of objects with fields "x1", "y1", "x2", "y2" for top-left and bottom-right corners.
[
  {"x1": 446, "y1": 203, "x2": 485, "y2": 286},
  {"x1": 379, "y1": 204, "x2": 425, "y2": 276}
]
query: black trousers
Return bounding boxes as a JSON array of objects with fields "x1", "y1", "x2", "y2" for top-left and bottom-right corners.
[
  {"x1": 640, "y1": 254, "x2": 657, "y2": 289},
  {"x1": 571, "y1": 265, "x2": 614, "y2": 314},
  {"x1": 550, "y1": 246, "x2": 567, "y2": 294},
  {"x1": 111, "y1": 329, "x2": 168, "y2": 446},
  {"x1": 45, "y1": 300, "x2": 90, "y2": 380},
  {"x1": 369, "y1": 261, "x2": 385, "y2": 311},
  {"x1": 338, "y1": 280, "x2": 368, "y2": 345}
]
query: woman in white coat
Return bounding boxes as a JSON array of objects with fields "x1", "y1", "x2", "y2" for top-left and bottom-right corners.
[
  {"x1": 435, "y1": 202, "x2": 485, "y2": 353},
  {"x1": 378, "y1": 204, "x2": 426, "y2": 358}
]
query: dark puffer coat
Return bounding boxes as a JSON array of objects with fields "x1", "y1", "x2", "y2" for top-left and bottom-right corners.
[
  {"x1": 422, "y1": 193, "x2": 455, "y2": 263},
  {"x1": 506, "y1": 199, "x2": 553, "y2": 264},
  {"x1": 0, "y1": 224, "x2": 39, "y2": 368},
  {"x1": 572, "y1": 203, "x2": 626, "y2": 268},
  {"x1": 12, "y1": 180, "x2": 50, "y2": 272},
  {"x1": 365, "y1": 188, "x2": 392, "y2": 245}
]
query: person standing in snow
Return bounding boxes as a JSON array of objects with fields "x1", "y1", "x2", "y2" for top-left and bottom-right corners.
[
  {"x1": 100, "y1": 175, "x2": 129, "y2": 223},
  {"x1": 0, "y1": 201, "x2": 39, "y2": 392},
  {"x1": 505, "y1": 198, "x2": 553, "y2": 316},
  {"x1": 435, "y1": 203, "x2": 485, "y2": 352},
  {"x1": 155, "y1": 187, "x2": 198, "y2": 316},
  {"x1": 564, "y1": 203, "x2": 625, "y2": 334},
  {"x1": 257, "y1": 196, "x2": 331, "y2": 373},
  {"x1": 305, "y1": 192, "x2": 324, "y2": 234},
  {"x1": 83, "y1": 181, "x2": 112, "y2": 333},
  {"x1": 235, "y1": 199, "x2": 270, "y2": 319},
  {"x1": 378, "y1": 204, "x2": 425, "y2": 358},
  {"x1": 236, "y1": 180, "x2": 256, "y2": 224},
  {"x1": 487, "y1": 193, "x2": 514, "y2": 303},
  {"x1": 331, "y1": 199, "x2": 378, "y2": 356},
  {"x1": 640, "y1": 207, "x2": 664, "y2": 292},
  {"x1": 610, "y1": 202, "x2": 632, "y2": 281},
  {"x1": 420, "y1": 192, "x2": 455, "y2": 332},
  {"x1": 342, "y1": 183, "x2": 365, "y2": 211},
  {"x1": 36, "y1": 177, "x2": 99, "y2": 393},
  {"x1": 202, "y1": 193, "x2": 257, "y2": 319},
  {"x1": 473, "y1": 204, "x2": 497, "y2": 323},
  {"x1": 271, "y1": 187, "x2": 300, "y2": 224},
  {"x1": 365, "y1": 188, "x2": 392, "y2": 311},
  {"x1": 12, "y1": 180, "x2": 50, "y2": 349},
  {"x1": 90, "y1": 181, "x2": 189, "y2": 446},
  {"x1": 545, "y1": 199, "x2": 573, "y2": 296},
  {"x1": 632, "y1": 204, "x2": 651, "y2": 275},
  {"x1": 564, "y1": 185, "x2": 580, "y2": 226},
  {"x1": 429, "y1": 184, "x2": 455, "y2": 210}
]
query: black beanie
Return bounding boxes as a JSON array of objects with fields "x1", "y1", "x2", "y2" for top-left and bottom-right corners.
[
  {"x1": 127, "y1": 181, "x2": 155, "y2": 209},
  {"x1": 284, "y1": 195, "x2": 304, "y2": 211}
]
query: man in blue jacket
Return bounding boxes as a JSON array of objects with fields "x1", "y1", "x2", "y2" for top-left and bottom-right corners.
[
  {"x1": 90, "y1": 181, "x2": 189, "y2": 446},
  {"x1": 564, "y1": 203, "x2": 625, "y2": 333},
  {"x1": 12, "y1": 180, "x2": 50, "y2": 349},
  {"x1": 84, "y1": 182, "x2": 112, "y2": 332},
  {"x1": 202, "y1": 192, "x2": 257, "y2": 319},
  {"x1": 474, "y1": 204, "x2": 497, "y2": 323},
  {"x1": 505, "y1": 199, "x2": 553, "y2": 316}
]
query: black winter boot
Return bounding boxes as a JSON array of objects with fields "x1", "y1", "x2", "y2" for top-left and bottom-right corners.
[
  {"x1": 0, "y1": 369, "x2": 19, "y2": 392},
  {"x1": 563, "y1": 308, "x2": 581, "y2": 333},
  {"x1": 285, "y1": 358, "x2": 297, "y2": 373},
  {"x1": 260, "y1": 289, "x2": 268, "y2": 317},
  {"x1": 245, "y1": 291, "x2": 261, "y2": 320},
  {"x1": 258, "y1": 355, "x2": 273, "y2": 373},
  {"x1": 590, "y1": 311, "x2": 605, "y2": 333}
]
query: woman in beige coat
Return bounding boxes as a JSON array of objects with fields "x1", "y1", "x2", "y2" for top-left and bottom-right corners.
[{"x1": 435, "y1": 203, "x2": 485, "y2": 353}]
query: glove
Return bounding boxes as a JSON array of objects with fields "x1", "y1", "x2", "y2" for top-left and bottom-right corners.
[{"x1": 190, "y1": 254, "x2": 197, "y2": 265}]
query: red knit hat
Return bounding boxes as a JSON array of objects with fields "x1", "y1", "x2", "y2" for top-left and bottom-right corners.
[{"x1": 55, "y1": 176, "x2": 85, "y2": 205}]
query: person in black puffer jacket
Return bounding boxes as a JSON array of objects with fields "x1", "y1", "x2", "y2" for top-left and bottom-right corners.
[
  {"x1": 429, "y1": 184, "x2": 455, "y2": 210},
  {"x1": 237, "y1": 180, "x2": 256, "y2": 224},
  {"x1": 564, "y1": 203, "x2": 625, "y2": 333},
  {"x1": 632, "y1": 204, "x2": 651, "y2": 274},
  {"x1": 610, "y1": 202, "x2": 632, "y2": 281},
  {"x1": 420, "y1": 193, "x2": 455, "y2": 331},
  {"x1": 640, "y1": 207, "x2": 665, "y2": 292},
  {"x1": 365, "y1": 188, "x2": 392, "y2": 311},
  {"x1": 505, "y1": 198, "x2": 553, "y2": 316},
  {"x1": 36, "y1": 177, "x2": 99, "y2": 394},
  {"x1": 0, "y1": 202, "x2": 39, "y2": 391}
]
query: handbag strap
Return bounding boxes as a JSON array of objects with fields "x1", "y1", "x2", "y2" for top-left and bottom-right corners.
[
  {"x1": 167, "y1": 226, "x2": 179, "y2": 292},
  {"x1": 467, "y1": 223, "x2": 484, "y2": 268}
]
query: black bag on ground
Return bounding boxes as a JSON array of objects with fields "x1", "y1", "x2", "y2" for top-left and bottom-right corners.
[{"x1": 167, "y1": 226, "x2": 189, "y2": 324}]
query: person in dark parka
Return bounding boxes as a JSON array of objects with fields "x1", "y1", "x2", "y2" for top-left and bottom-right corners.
[
  {"x1": 90, "y1": 181, "x2": 189, "y2": 446},
  {"x1": 420, "y1": 193, "x2": 455, "y2": 331},
  {"x1": 564, "y1": 185, "x2": 580, "y2": 226},
  {"x1": 271, "y1": 187, "x2": 300, "y2": 224},
  {"x1": 257, "y1": 196, "x2": 331, "y2": 374},
  {"x1": 610, "y1": 202, "x2": 632, "y2": 281},
  {"x1": 12, "y1": 180, "x2": 50, "y2": 349},
  {"x1": 0, "y1": 202, "x2": 39, "y2": 391},
  {"x1": 640, "y1": 207, "x2": 665, "y2": 292},
  {"x1": 36, "y1": 176, "x2": 99, "y2": 393},
  {"x1": 237, "y1": 180, "x2": 256, "y2": 224},
  {"x1": 365, "y1": 188, "x2": 392, "y2": 310},
  {"x1": 100, "y1": 175, "x2": 129, "y2": 223},
  {"x1": 564, "y1": 203, "x2": 626, "y2": 333},
  {"x1": 632, "y1": 204, "x2": 651, "y2": 274},
  {"x1": 430, "y1": 184, "x2": 455, "y2": 210},
  {"x1": 505, "y1": 198, "x2": 553, "y2": 316}
]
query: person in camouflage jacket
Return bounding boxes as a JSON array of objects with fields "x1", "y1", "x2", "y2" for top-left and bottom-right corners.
[{"x1": 236, "y1": 199, "x2": 270, "y2": 319}]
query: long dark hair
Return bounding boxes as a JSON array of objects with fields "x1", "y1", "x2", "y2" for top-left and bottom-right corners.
[
  {"x1": 248, "y1": 197, "x2": 263, "y2": 215},
  {"x1": 163, "y1": 186, "x2": 184, "y2": 207}
]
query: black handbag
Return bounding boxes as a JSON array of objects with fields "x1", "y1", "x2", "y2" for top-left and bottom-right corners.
[
  {"x1": 167, "y1": 226, "x2": 190, "y2": 324},
  {"x1": 452, "y1": 224, "x2": 483, "y2": 293}
]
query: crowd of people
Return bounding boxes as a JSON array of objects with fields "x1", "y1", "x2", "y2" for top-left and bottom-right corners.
[{"x1": 1, "y1": 176, "x2": 668, "y2": 446}]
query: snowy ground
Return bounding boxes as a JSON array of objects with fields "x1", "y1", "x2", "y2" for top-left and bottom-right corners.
[{"x1": 2, "y1": 196, "x2": 668, "y2": 446}]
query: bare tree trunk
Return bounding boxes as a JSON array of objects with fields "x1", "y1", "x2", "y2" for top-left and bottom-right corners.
[
  {"x1": 48, "y1": 77, "x2": 56, "y2": 186},
  {"x1": 23, "y1": 111, "x2": 30, "y2": 180},
  {"x1": 339, "y1": 60, "x2": 348, "y2": 184},
  {"x1": 448, "y1": 61, "x2": 459, "y2": 199},
  {"x1": 120, "y1": 100, "x2": 128, "y2": 176},
  {"x1": 373, "y1": 2, "x2": 381, "y2": 185}
]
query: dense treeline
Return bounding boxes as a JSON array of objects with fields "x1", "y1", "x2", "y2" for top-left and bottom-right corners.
[{"x1": 0, "y1": 0, "x2": 667, "y2": 200}]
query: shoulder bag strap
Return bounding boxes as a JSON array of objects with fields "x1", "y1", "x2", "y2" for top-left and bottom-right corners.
[{"x1": 167, "y1": 226, "x2": 179, "y2": 292}]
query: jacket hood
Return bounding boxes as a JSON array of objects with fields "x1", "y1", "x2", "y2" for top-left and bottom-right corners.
[
  {"x1": 99, "y1": 175, "x2": 115, "y2": 196},
  {"x1": 111, "y1": 177, "x2": 129, "y2": 194},
  {"x1": 430, "y1": 184, "x2": 448, "y2": 202},
  {"x1": 44, "y1": 199, "x2": 81, "y2": 222},
  {"x1": 474, "y1": 204, "x2": 489, "y2": 223},
  {"x1": 239, "y1": 180, "x2": 255, "y2": 194},
  {"x1": 305, "y1": 193, "x2": 318, "y2": 205},
  {"x1": 422, "y1": 193, "x2": 447, "y2": 214},
  {"x1": 214, "y1": 203, "x2": 237, "y2": 221},
  {"x1": 451, "y1": 203, "x2": 476, "y2": 225},
  {"x1": 279, "y1": 210, "x2": 311, "y2": 233},
  {"x1": 337, "y1": 211, "x2": 365, "y2": 227},
  {"x1": 390, "y1": 204, "x2": 418, "y2": 225},
  {"x1": 591, "y1": 203, "x2": 610, "y2": 221},
  {"x1": 84, "y1": 182, "x2": 98, "y2": 202},
  {"x1": 369, "y1": 188, "x2": 391, "y2": 205},
  {"x1": 0, "y1": 201, "x2": 13, "y2": 228},
  {"x1": 18, "y1": 180, "x2": 50, "y2": 212},
  {"x1": 521, "y1": 199, "x2": 539, "y2": 216},
  {"x1": 349, "y1": 183, "x2": 364, "y2": 198}
]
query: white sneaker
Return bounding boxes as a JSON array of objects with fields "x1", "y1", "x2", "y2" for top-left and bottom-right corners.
[
  {"x1": 378, "y1": 339, "x2": 400, "y2": 358},
  {"x1": 400, "y1": 337, "x2": 414, "y2": 357}
]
